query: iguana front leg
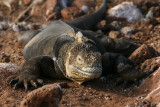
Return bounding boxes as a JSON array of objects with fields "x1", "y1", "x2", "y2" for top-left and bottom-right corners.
[
  {"x1": 102, "y1": 52, "x2": 149, "y2": 82},
  {"x1": 9, "y1": 56, "x2": 58, "y2": 91}
]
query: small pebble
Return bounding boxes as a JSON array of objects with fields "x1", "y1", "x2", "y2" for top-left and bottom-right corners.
[
  {"x1": 12, "y1": 24, "x2": 20, "y2": 32},
  {"x1": 81, "y1": 5, "x2": 89, "y2": 13},
  {"x1": 121, "y1": 27, "x2": 136, "y2": 35},
  {"x1": 105, "y1": 96, "x2": 112, "y2": 101},
  {"x1": 0, "y1": 21, "x2": 8, "y2": 30}
]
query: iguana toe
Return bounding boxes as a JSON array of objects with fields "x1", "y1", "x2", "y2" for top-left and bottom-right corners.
[
  {"x1": 23, "y1": 80, "x2": 29, "y2": 91},
  {"x1": 30, "y1": 80, "x2": 38, "y2": 88},
  {"x1": 37, "y1": 79, "x2": 44, "y2": 85},
  {"x1": 9, "y1": 78, "x2": 18, "y2": 86},
  {"x1": 14, "y1": 81, "x2": 23, "y2": 90}
]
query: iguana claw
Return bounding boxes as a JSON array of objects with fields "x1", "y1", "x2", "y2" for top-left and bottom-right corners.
[
  {"x1": 9, "y1": 78, "x2": 18, "y2": 86},
  {"x1": 9, "y1": 75, "x2": 43, "y2": 91},
  {"x1": 13, "y1": 81, "x2": 23, "y2": 90}
]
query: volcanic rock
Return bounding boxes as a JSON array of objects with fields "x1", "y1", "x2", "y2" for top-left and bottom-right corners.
[
  {"x1": 20, "y1": 84, "x2": 62, "y2": 107},
  {"x1": 138, "y1": 67, "x2": 160, "y2": 104},
  {"x1": 109, "y1": 31, "x2": 121, "y2": 39},
  {"x1": 23, "y1": 0, "x2": 32, "y2": 5},
  {"x1": 129, "y1": 44, "x2": 159, "y2": 65},
  {"x1": 140, "y1": 57, "x2": 160, "y2": 72},
  {"x1": 61, "y1": 6, "x2": 83, "y2": 21},
  {"x1": 121, "y1": 27, "x2": 136, "y2": 35},
  {"x1": 45, "y1": 0, "x2": 57, "y2": 16}
]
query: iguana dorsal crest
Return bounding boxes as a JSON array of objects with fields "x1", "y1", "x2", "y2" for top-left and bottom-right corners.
[{"x1": 76, "y1": 31, "x2": 85, "y2": 43}]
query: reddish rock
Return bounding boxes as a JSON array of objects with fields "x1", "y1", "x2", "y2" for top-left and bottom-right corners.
[
  {"x1": 30, "y1": 7, "x2": 43, "y2": 16},
  {"x1": 45, "y1": 0, "x2": 57, "y2": 16},
  {"x1": 109, "y1": 31, "x2": 121, "y2": 39},
  {"x1": 23, "y1": 0, "x2": 32, "y2": 5},
  {"x1": 129, "y1": 44, "x2": 159, "y2": 65},
  {"x1": 20, "y1": 84, "x2": 62, "y2": 107},
  {"x1": 61, "y1": 6, "x2": 83, "y2": 21},
  {"x1": 97, "y1": 20, "x2": 121, "y2": 31},
  {"x1": 156, "y1": 17, "x2": 160, "y2": 23},
  {"x1": 137, "y1": 67, "x2": 160, "y2": 104},
  {"x1": 140, "y1": 57, "x2": 160, "y2": 72},
  {"x1": 97, "y1": 20, "x2": 108, "y2": 31},
  {"x1": 121, "y1": 27, "x2": 136, "y2": 35},
  {"x1": 46, "y1": 12, "x2": 60, "y2": 20},
  {"x1": 158, "y1": 48, "x2": 160, "y2": 54}
]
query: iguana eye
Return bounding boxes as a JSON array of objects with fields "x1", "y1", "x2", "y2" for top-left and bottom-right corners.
[{"x1": 77, "y1": 55, "x2": 84, "y2": 64}]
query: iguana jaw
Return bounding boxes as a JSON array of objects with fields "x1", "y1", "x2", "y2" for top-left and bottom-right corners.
[
  {"x1": 66, "y1": 64, "x2": 102, "y2": 83},
  {"x1": 71, "y1": 65, "x2": 102, "y2": 77}
]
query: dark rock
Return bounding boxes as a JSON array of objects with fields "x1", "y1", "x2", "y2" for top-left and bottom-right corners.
[
  {"x1": 110, "y1": 21, "x2": 120, "y2": 30},
  {"x1": 144, "y1": 18, "x2": 159, "y2": 26},
  {"x1": 133, "y1": 0, "x2": 159, "y2": 15}
]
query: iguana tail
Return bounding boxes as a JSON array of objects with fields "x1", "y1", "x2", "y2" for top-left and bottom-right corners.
[{"x1": 66, "y1": 0, "x2": 107, "y2": 30}]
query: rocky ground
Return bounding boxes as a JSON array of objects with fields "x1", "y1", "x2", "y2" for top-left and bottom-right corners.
[{"x1": 0, "y1": 0, "x2": 160, "y2": 107}]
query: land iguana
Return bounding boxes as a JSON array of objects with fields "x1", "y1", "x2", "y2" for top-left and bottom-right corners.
[{"x1": 10, "y1": 0, "x2": 150, "y2": 90}]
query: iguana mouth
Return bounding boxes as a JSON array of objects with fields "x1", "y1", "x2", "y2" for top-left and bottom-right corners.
[{"x1": 70, "y1": 66, "x2": 102, "y2": 79}]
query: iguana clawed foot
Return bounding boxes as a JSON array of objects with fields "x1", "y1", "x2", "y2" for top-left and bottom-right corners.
[{"x1": 9, "y1": 74, "x2": 44, "y2": 91}]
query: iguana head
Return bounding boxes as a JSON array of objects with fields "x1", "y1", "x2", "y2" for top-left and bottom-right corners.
[{"x1": 65, "y1": 32, "x2": 102, "y2": 84}]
